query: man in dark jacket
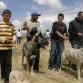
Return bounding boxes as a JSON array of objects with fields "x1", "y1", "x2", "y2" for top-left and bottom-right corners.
[
  {"x1": 48, "y1": 13, "x2": 67, "y2": 72},
  {"x1": 68, "y1": 11, "x2": 83, "y2": 48},
  {"x1": 68, "y1": 11, "x2": 83, "y2": 70}
]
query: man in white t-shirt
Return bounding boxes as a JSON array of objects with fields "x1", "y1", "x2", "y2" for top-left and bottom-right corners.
[
  {"x1": 46, "y1": 30, "x2": 50, "y2": 41},
  {"x1": 22, "y1": 12, "x2": 41, "y2": 72},
  {"x1": 16, "y1": 29, "x2": 22, "y2": 44},
  {"x1": 22, "y1": 12, "x2": 41, "y2": 42}
]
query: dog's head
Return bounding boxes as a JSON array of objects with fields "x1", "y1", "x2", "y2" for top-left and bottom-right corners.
[
  {"x1": 40, "y1": 37, "x2": 49, "y2": 46},
  {"x1": 36, "y1": 37, "x2": 49, "y2": 49}
]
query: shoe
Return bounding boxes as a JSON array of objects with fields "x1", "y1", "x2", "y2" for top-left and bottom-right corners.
[
  {"x1": 48, "y1": 67, "x2": 52, "y2": 71},
  {"x1": 48, "y1": 69, "x2": 51, "y2": 71},
  {"x1": 4, "y1": 79, "x2": 9, "y2": 83},
  {"x1": 55, "y1": 68, "x2": 61, "y2": 72},
  {"x1": 33, "y1": 70, "x2": 39, "y2": 73}
]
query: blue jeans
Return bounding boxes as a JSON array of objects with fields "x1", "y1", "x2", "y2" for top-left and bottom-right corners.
[
  {"x1": 71, "y1": 43, "x2": 79, "y2": 49},
  {"x1": 48, "y1": 41, "x2": 64, "y2": 70}
]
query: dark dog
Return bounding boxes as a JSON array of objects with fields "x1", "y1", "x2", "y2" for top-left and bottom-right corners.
[
  {"x1": 22, "y1": 36, "x2": 48, "y2": 74},
  {"x1": 22, "y1": 41, "x2": 36, "y2": 74}
]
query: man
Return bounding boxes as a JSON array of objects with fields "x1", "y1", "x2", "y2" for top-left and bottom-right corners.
[
  {"x1": 68, "y1": 11, "x2": 83, "y2": 70},
  {"x1": 0, "y1": 9, "x2": 16, "y2": 83},
  {"x1": 22, "y1": 12, "x2": 41, "y2": 72},
  {"x1": 48, "y1": 13, "x2": 67, "y2": 72},
  {"x1": 45, "y1": 30, "x2": 50, "y2": 42},
  {"x1": 16, "y1": 29, "x2": 22, "y2": 44},
  {"x1": 68, "y1": 11, "x2": 83, "y2": 48}
]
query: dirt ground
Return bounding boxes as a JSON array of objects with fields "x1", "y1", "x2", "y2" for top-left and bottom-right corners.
[{"x1": 1, "y1": 39, "x2": 83, "y2": 83}]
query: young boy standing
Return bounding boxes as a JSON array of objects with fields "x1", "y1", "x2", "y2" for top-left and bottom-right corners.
[
  {"x1": 48, "y1": 13, "x2": 67, "y2": 72},
  {"x1": 0, "y1": 9, "x2": 16, "y2": 83}
]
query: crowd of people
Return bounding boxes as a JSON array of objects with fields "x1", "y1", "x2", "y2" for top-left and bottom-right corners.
[{"x1": 0, "y1": 9, "x2": 83, "y2": 83}]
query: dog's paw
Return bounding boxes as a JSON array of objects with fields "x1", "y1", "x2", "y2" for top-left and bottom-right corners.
[
  {"x1": 26, "y1": 71, "x2": 29, "y2": 74},
  {"x1": 31, "y1": 72, "x2": 35, "y2": 75},
  {"x1": 78, "y1": 78, "x2": 81, "y2": 81}
]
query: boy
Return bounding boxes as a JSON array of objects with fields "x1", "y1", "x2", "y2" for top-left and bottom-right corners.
[
  {"x1": 0, "y1": 9, "x2": 16, "y2": 83},
  {"x1": 48, "y1": 13, "x2": 67, "y2": 72}
]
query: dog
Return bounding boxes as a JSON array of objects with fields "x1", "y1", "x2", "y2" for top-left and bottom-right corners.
[
  {"x1": 22, "y1": 41, "x2": 36, "y2": 74},
  {"x1": 22, "y1": 35, "x2": 49, "y2": 74},
  {"x1": 9, "y1": 70, "x2": 30, "y2": 83},
  {"x1": 61, "y1": 48, "x2": 83, "y2": 80}
]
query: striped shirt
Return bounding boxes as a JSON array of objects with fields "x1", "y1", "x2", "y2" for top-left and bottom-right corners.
[{"x1": 0, "y1": 20, "x2": 16, "y2": 50}]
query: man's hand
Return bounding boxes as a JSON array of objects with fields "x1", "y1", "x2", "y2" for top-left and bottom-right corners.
[
  {"x1": 62, "y1": 35, "x2": 68, "y2": 40},
  {"x1": 78, "y1": 33, "x2": 83, "y2": 36},
  {"x1": 5, "y1": 39, "x2": 11, "y2": 43},
  {"x1": 5, "y1": 39, "x2": 16, "y2": 44},
  {"x1": 11, "y1": 40, "x2": 16, "y2": 44}
]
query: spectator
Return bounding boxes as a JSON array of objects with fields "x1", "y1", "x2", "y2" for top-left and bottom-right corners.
[
  {"x1": 48, "y1": 13, "x2": 67, "y2": 72},
  {"x1": 68, "y1": 11, "x2": 83, "y2": 48},
  {"x1": 22, "y1": 12, "x2": 41, "y2": 72},
  {"x1": 68, "y1": 11, "x2": 83, "y2": 70},
  {"x1": 46, "y1": 29, "x2": 50, "y2": 41},
  {"x1": 16, "y1": 29, "x2": 22, "y2": 44}
]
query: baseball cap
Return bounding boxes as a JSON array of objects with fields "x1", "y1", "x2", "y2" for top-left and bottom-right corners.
[{"x1": 31, "y1": 12, "x2": 41, "y2": 16}]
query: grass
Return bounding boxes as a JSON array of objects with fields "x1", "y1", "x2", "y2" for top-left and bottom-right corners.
[{"x1": 11, "y1": 39, "x2": 83, "y2": 83}]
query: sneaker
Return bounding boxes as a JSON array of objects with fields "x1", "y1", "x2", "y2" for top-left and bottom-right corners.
[
  {"x1": 33, "y1": 70, "x2": 39, "y2": 73},
  {"x1": 48, "y1": 67, "x2": 52, "y2": 71},
  {"x1": 4, "y1": 79, "x2": 9, "y2": 83},
  {"x1": 55, "y1": 68, "x2": 61, "y2": 72},
  {"x1": 48, "y1": 68, "x2": 51, "y2": 71}
]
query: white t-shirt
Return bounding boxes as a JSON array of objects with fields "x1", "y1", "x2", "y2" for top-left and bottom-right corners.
[
  {"x1": 46, "y1": 32, "x2": 49, "y2": 37},
  {"x1": 22, "y1": 20, "x2": 41, "y2": 36},
  {"x1": 16, "y1": 31, "x2": 22, "y2": 37}
]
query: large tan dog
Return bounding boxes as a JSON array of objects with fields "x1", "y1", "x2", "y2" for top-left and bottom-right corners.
[
  {"x1": 61, "y1": 48, "x2": 83, "y2": 80},
  {"x1": 9, "y1": 70, "x2": 30, "y2": 83}
]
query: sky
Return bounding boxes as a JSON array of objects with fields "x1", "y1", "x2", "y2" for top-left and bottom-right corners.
[{"x1": 0, "y1": 0, "x2": 83, "y2": 32}]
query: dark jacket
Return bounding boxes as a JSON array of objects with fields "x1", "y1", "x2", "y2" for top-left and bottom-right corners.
[
  {"x1": 68, "y1": 17, "x2": 83, "y2": 43},
  {"x1": 51, "y1": 21, "x2": 67, "y2": 42}
]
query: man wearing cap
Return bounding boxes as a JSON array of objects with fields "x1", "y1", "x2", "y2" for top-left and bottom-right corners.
[
  {"x1": 22, "y1": 12, "x2": 41, "y2": 72},
  {"x1": 22, "y1": 12, "x2": 41, "y2": 42},
  {"x1": 68, "y1": 11, "x2": 83, "y2": 70}
]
